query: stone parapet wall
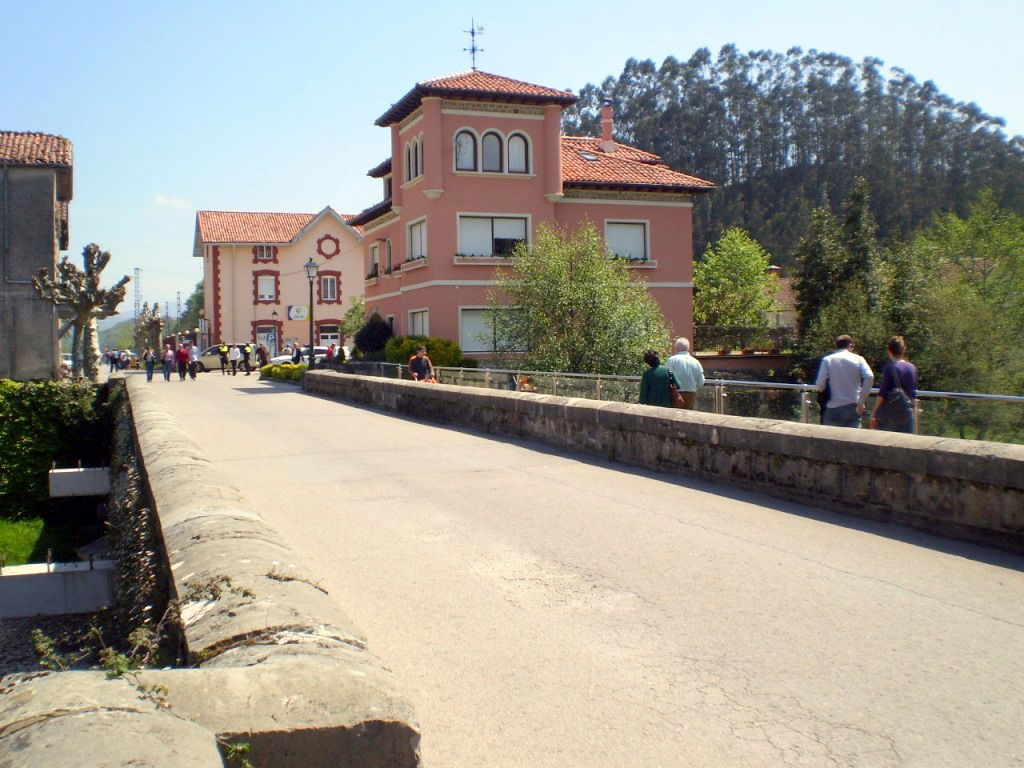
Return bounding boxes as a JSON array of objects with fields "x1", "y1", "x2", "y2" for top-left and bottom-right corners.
[
  {"x1": 305, "y1": 371, "x2": 1024, "y2": 553},
  {"x1": 0, "y1": 377, "x2": 421, "y2": 768}
]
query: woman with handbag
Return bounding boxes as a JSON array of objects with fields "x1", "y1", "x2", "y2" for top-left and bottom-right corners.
[
  {"x1": 869, "y1": 336, "x2": 918, "y2": 433},
  {"x1": 639, "y1": 350, "x2": 684, "y2": 408}
]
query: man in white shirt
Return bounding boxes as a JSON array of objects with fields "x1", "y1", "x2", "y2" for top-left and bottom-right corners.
[
  {"x1": 665, "y1": 337, "x2": 705, "y2": 410},
  {"x1": 815, "y1": 334, "x2": 874, "y2": 428}
]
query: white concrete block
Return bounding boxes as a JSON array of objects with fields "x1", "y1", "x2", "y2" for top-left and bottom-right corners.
[
  {"x1": 0, "y1": 560, "x2": 116, "y2": 617},
  {"x1": 48, "y1": 467, "x2": 111, "y2": 497}
]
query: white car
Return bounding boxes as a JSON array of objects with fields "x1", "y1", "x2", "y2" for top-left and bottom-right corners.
[{"x1": 270, "y1": 346, "x2": 330, "y2": 365}]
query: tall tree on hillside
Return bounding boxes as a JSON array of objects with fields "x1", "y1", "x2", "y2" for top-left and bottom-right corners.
[
  {"x1": 487, "y1": 223, "x2": 668, "y2": 375},
  {"x1": 839, "y1": 176, "x2": 881, "y2": 308},
  {"x1": 564, "y1": 47, "x2": 1024, "y2": 263},
  {"x1": 793, "y1": 205, "x2": 843, "y2": 339}
]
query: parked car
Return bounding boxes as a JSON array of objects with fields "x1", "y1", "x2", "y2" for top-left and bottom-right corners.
[
  {"x1": 270, "y1": 346, "x2": 329, "y2": 365},
  {"x1": 197, "y1": 343, "x2": 256, "y2": 372}
]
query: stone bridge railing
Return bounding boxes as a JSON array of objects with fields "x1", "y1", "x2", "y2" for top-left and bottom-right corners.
[
  {"x1": 305, "y1": 371, "x2": 1024, "y2": 554},
  {"x1": 1, "y1": 377, "x2": 421, "y2": 768}
]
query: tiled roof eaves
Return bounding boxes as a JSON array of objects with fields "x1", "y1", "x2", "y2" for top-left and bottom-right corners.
[
  {"x1": 367, "y1": 158, "x2": 391, "y2": 178},
  {"x1": 564, "y1": 180, "x2": 715, "y2": 194},
  {"x1": 376, "y1": 73, "x2": 577, "y2": 126},
  {"x1": 347, "y1": 199, "x2": 393, "y2": 227}
]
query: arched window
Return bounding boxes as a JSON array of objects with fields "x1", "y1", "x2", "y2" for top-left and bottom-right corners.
[
  {"x1": 386, "y1": 240, "x2": 393, "y2": 272},
  {"x1": 405, "y1": 144, "x2": 413, "y2": 182},
  {"x1": 455, "y1": 130, "x2": 477, "y2": 171},
  {"x1": 417, "y1": 137, "x2": 424, "y2": 177},
  {"x1": 412, "y1": 140, "x2": 420, "y2": 179},
  {"x1": 508, "y1": 133, "x2": 529, "y2": 174},
  {"x1": 482, "y1": 132, "x2": 503, "y2": 172}
]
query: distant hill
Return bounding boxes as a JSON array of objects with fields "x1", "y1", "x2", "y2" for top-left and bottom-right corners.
[{"x1": 564, "y1": 46, "x2": 1024, "y2": 263}]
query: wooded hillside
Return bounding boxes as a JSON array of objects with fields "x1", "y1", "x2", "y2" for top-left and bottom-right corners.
[{"x1": 563, "y1": 46, "x2": 1024, "y2": 263}]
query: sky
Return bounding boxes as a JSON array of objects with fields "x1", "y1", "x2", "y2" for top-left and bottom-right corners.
[{"x1": 3, "y1": 0, "x2": 1022, "y2": 323}]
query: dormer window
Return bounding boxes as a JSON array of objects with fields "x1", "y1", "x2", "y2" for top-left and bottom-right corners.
[
  {"x1": 482, "y1": 132, "x2": 503, "y2": 172},
  {"x1": 455, "y1": 131, "x2": 477, "y2": 171}
]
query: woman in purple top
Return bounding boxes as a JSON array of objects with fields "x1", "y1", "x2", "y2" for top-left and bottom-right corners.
[{"x1": 869, "y1": 335, "x2": 918, "y2": 433}]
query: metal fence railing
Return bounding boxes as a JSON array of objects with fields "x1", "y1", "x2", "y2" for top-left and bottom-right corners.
[{"x1": 327, "y1": 362, "x2": 1024, "y2": 445}]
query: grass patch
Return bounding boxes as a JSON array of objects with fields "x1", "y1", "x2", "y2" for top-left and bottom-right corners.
[
  {"x1": 0, "y1": 517, "x2": 45, "y2": 566},
  {"x1": 0, "y1": 504, "x2": 103, "y2": 567}
]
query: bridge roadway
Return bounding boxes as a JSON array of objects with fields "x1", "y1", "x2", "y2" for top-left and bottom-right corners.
[{"x1": 149, "y1": 374, "x2": 1024, "y2": 767}]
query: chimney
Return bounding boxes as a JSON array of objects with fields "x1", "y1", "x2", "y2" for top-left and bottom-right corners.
[{"x1": 599, "y1": 99, "x2": 614, "y2": 153}]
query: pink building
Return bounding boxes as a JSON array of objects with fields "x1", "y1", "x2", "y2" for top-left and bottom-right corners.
[
  {"x1": 193, "y1": 207, "x2": 363, "y2": 355},
  {"x1": 348, "y1": 70, "x2": 714, "y2": 355}
]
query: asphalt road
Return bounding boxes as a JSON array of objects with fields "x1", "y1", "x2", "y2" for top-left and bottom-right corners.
[{"x1": 147, "y1": 372, "x2": 1024, "y2": 768}]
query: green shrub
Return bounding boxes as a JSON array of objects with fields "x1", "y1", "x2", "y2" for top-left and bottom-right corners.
[
  {"x1": 0, "y1": 379, "x2": 112, "y2": 519},
  {"x1": 260, "y1": 363, "x2": 306, "y2": 381},
  {"x1": 385, "y1": 335, "x2": 465, "y2": 367}
]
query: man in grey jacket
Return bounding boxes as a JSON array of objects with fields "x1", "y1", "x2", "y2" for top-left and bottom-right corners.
[{"x1": 815, "y1": 334, "x2": 874, "y2": 428}]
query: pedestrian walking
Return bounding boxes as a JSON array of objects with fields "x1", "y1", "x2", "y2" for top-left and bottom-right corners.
[
  {"x1": 639, "y1": 350, "x2": 682, "y2": 408},
  {"x1": 188, "y1": 341, "x2": 199, "y2": 380},
  {"x1": 162, "y1": 344, "x2": 174, "y2": 381},
  {"x1": 143, "y1": 346, "x2": 156, "y2": 382},
  {"x1": 665, "y1": 338, "x2": 704, "y2": 410},
  {"x1": 870, "y1": 335, "x2": 918, "y2": 433},
  {"x1": 242, "y1": 343, "x2": 253, "y2": 375},
  {"x1": 256, "y1": 343, "x2": 270, "y2": 368},
  {"x1": 815, "y1": 334, "x2": 874, "y2": 428},
  {"x1": 218, "y1": 342, "x2": 230, "y2": 374},
  {"x1": 408, "y1": 345, "x2": 435, "y2": 382},
  {"x1": 175, "y1": 343, "x2": 189, "y2": 381},
  {"x1": 228, "y1": 344, "x2": 241, "y2": 375}
]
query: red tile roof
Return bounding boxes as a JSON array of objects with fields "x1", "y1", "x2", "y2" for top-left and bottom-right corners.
[
  {"x1": 561, "y1": 137, "x2": 715, "y2": 192},
  {"x1": 196, "y1": 211, "x2": 316, "y2": 243},
  {"x1": 0, "y1": 131, "x2": 72, "y2": 166},
  {"x1": 1, "y1": 131, "x2": 74, "y2": 200},
  {"x1": 196, "y1": 210, "x2": 362, "y2": 243},
  {"x1": 376, "y1": 70, "x2": 577, "y2": 126}
]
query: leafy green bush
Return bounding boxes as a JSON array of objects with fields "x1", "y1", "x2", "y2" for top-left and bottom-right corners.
[
  {"x1": 260, "y1": 363, "x2": 306, "y2": 381},
  {"x1": 0, "y1": 379, "x2": 112, "y2": 519},
  {"x1": 385, "y1": 335, "x2": 466, "y2": 367}
]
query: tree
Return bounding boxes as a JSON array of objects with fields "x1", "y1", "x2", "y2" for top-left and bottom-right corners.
[
  {"x1": 33, "y1": 243, "x2": 130, "y2": 381},
  {"x1": 353, "y1": 312, "x2": 393, "y2": 357},
  {"x1": 793, "y1": 205, "x2": 844, "y2": 338},
  {"x1": 693, "y1": 228, "x2": 777, "y2": 327},
  {"x1": 488, "y1": 222, "x2": 669, "y2": 375},
  {"x1": 339, "y1": 296, "x2": 366, "y2": 341}
]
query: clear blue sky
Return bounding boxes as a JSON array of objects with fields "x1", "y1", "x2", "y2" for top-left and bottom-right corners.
[{"x1": 4, "y1": 0, "x2": 1021, "y2": 320}]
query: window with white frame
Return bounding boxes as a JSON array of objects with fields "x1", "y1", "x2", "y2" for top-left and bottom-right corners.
[
  {"x1": 320, "y1": 274, "x2": 337, "y2": 302},
  {"x1": 254, "y1": 245, "x2": 275, "y2": 261},
  {"x1": 257, "y1": 274, "x2": 276, "y2": 301},
  {"x1": 459, "y1": 215, "x2": 527, "y2": 257},
  {"x1": 368, "y1": 243, "x2": 380, "y2": 277},
  {"x1": 409, "y1": 309, "x2": 429, "y2": 336},
  {"x1": 460, "y1": 307, "x2": 523, "y2": 353},
  {"x1": 605, "y1": 221, "x2": 648, "y2": 261},
  {"x1": 482, "y1": 132, "x2": 503, "y2": 172},
  {"x1": 408, "y1": 219, "x2": 427, "y2": 260},
  {"x1": 508, "y1": 134, "x2": 529, "y2": 173},
  {"x1": 455, "y1": 130, "x2": 477, "y2": 171}
]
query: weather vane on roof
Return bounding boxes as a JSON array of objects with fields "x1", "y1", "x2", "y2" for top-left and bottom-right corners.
[{"x1": 463, "y1": 19, "x2": 484, "y2": 70}]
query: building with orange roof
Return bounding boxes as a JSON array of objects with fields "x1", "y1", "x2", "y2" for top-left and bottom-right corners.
[
  {"x1": 349, "y1": 70, "x2": 714, "y2": 354},
  {"x1": 0, "y1": 131, "x2": 73, "y2": 380},
  {"x1": 193, "y1": 207, "x2": 362, "y2": 356}
]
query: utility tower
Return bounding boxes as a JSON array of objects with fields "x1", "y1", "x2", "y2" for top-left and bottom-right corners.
[{"x1": 133, "y1": 267, "x2": 141, "y2": 320}]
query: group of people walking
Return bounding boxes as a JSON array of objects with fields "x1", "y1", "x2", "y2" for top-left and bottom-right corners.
[
  {"x1": 139, "y1": 341, "x2": 200, "y2": 382},
  {"x1": 816, "y1": 334, "x2": 917, "y2": 433},
  {"x1": 639, "y1": 333, "x2": 918, "y2": 433}
]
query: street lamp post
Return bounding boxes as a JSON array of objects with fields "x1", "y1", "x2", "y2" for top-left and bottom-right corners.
[
  {"x1": 303, "y1": 258, "x2": 319, "y2": 365},
  {"x1": 271, "y1": 310, "x2": 279, "y2": 356}
]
